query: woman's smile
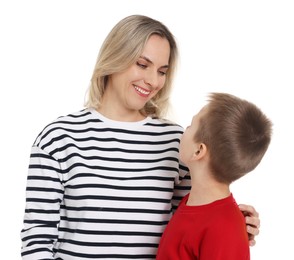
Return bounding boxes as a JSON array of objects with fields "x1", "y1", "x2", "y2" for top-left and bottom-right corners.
[{"x1": 133, "y1": 85, "x2": 151, "y2": 97}]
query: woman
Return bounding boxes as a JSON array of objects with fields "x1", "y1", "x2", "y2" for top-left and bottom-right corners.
[{"x1": 21, "y1": 15, "x2": 260, "y2": 259}]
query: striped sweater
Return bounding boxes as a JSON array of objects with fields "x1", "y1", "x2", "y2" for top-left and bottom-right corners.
[{"x1": 21, "y1": 108, "x2": 190, "y2": 259}]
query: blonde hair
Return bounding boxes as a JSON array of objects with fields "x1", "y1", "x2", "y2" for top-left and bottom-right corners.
[{"x1": 85, "y1": 15, "x2": 178, "y2": 118}]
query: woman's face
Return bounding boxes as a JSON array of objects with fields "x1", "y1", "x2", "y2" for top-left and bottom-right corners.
[{"x1": 106, "y1": 34, "x2": 170, "y2": 116}]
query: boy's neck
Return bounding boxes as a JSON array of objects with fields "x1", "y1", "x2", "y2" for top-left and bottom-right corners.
[{"x1": 186, "y1": 172, "x2": 231, "y2": 206}]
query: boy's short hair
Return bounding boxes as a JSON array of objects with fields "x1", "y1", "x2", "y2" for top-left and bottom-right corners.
[{"x1": 195, "y1": 92, "x2": 272, "y2": 184}]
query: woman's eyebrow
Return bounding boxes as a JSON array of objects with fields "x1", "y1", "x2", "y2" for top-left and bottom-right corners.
[{"x1": 139, "y1": 55, "x2": 169, "y2": 69}]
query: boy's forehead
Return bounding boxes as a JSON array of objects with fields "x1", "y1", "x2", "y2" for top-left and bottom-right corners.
[
  {"x1": 195, "y1": 105, "x2": 208, "y2": 118},
  {"x1": 191, "y1": 105, "x2": 208, "y2": 127}
]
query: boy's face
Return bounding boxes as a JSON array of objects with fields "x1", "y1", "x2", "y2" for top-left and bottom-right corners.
[{"x1": 179, "y1": 106, "x2": 206, "y2": 165}]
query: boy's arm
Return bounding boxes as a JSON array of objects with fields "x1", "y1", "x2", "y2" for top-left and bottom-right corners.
[{"x1": 199, "y1": 216, "x2": 250, "y2": 260}]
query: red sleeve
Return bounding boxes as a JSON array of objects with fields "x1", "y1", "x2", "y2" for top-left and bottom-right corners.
[{"x1": 197, "y1": 212, "x2": 250, "y2": 260}]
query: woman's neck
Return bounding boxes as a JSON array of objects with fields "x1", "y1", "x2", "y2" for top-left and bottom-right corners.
[{"x1": 97, "y1": 105, "x2": 146, "y2": 122}]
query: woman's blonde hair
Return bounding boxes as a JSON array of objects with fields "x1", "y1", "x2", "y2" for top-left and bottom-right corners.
[{"x1": 85, "y1": 15, "x2": 178, "y2": 118}]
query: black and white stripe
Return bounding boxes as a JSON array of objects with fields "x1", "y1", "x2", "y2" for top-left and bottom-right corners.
[{"x1": 21, "y1": 108, "x2": 190, "y2": 259}]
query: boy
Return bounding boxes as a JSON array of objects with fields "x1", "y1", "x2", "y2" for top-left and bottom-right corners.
[{"x1": 156, "y1": 92, "x2": 272, "y2": 259}]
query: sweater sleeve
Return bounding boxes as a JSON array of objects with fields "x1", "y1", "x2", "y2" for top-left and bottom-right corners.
[
  {"x1": 21, "y1": 145, "x2": 64, "y2": 259},
  {"x1": 171, "y1": 162, "x2": 190, "y2": 212}
]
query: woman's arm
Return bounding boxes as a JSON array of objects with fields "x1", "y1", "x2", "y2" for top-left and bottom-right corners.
[
  {"x1": 239, "y1": 204, "x2": 260, "y2": 246},
  {"x1": 21, "y1": 146, "x2": 64, "y2": 259}
]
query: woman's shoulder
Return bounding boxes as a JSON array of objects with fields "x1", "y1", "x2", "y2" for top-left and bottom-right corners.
[
  {"x1": 43, "y1": 108, "x2": 94, "y2": 129},
  {"x1": 149, "y1": 117, "x2": 184, "y2": 130},
  {"x1": 54, "y1": 108, "x2": 93, "y2": 122},
  {"x1": 33, "y1": 108, "x2": 94, "y2": 146}
]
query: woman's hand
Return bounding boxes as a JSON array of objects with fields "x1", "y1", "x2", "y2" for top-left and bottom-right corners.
[{"x1": 239, "y1": 204, "x2": 260, "y2": 246}]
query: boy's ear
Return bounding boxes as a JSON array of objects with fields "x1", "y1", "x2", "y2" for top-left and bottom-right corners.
[{"x1": 192, "y1": 143, "x2": 207, "y2": 160}]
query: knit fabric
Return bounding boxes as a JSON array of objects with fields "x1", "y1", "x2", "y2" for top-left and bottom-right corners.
[{"x1": 21, "y1": 108, "x2": 190, "y2": 259}]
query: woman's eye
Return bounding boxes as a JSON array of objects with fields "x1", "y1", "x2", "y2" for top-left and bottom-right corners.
[
  {"x1": 137, "y1": 62, "x2": 147, "y2": 68},
  {"x1": 159, "y1": 71, "x2": 167, "y2": 76}
]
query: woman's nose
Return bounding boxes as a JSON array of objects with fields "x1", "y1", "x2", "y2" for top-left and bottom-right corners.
[{"x1": 144, "y1": 70, "x2": 159, "y2": 88}]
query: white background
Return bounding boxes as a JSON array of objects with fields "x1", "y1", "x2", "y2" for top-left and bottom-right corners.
[{"x1": 1, "y1": 0, "x2": 293, "y2": 259}]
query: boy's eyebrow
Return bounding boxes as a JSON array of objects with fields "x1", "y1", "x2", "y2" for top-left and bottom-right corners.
[{"x1": 139, "y1": 55, "x2": 169, "y2": 69}]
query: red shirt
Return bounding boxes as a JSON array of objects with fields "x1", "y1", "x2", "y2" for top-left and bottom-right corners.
[{"x1": 156, "y1": 193, "x2": 250, "y2": 260}]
